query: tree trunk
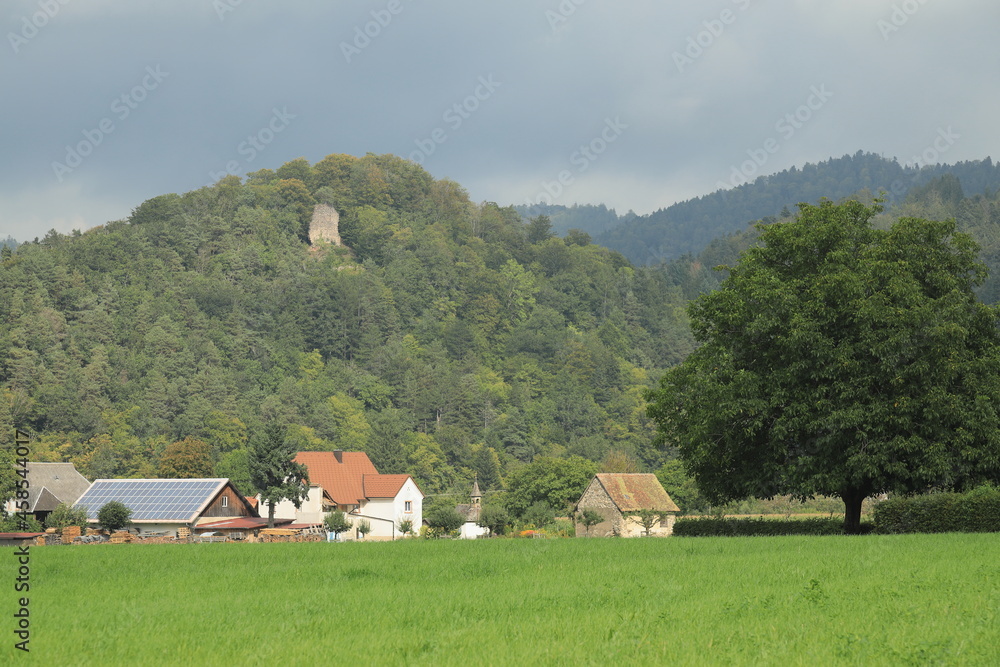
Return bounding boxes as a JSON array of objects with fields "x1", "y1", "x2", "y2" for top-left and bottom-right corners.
[
  {"x1": 268, "y1": 501, "x2": 275, "y2": 529},
  {"x1": 841, "y1": 488, "x2": 865, "y2": 535}
]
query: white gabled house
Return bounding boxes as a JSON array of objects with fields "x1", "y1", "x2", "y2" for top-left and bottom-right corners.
[{"x1": 262, "y1": 450, "x2": 422, "y2": 539}]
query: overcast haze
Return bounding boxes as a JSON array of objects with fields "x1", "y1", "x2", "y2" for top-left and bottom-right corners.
[{"x1": 3, "y1": 0, "x2": 998, "y2": 241}]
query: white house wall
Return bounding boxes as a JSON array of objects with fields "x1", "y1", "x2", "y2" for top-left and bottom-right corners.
[
  {"x1": 352, "y1": 478, "x2": 423, "y2": 539},
  {"x1": 257, "y1": 486, "x2": 325, "y2": 523}
]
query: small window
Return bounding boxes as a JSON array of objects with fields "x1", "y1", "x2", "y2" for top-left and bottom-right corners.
[
  {"x1": 221, "y1": 496, "x2": 228, "y2": 508},
  {"x1": 404, "y1": 501, "x2": 412, "y2": 513}
]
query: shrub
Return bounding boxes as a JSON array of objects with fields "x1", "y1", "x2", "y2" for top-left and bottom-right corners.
[
  {"x1": 0, "y1": 513, "x2": 43, "y2": 532},
  {"x1": 477, "y1": 504, "x2": 510, "y2": 536},
  {"x1": 874, "y1": 485, "x2": 1000, "y2": 534},
  {"x1": 425, "y1": 506, "x2": 464, "y2": 537},
  {"x1": 324, "y1": 511, "x2": 352, "y2": 538},
  {"x1": 397, "y1": 518, "x2": 414, "y2": 536},
  {"x1": 577, "y1": 509, "x2": 603, "y2": 536},
  {"x1": 97, "y1": 501, "x2": 133, "y2": 533},
  {"x1": 46, "y1": 503, "x2": 89, "y2": 532},
  {"x1": 673, "y1": 517, "x2": 847, "y2": 537},
  {"x1": 523, "y1": 501, "x2": 556, "y2": 529}
]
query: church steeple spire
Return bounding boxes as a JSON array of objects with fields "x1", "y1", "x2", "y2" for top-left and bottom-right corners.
[{"x1": 471, "y1": 473, "x2": 482, "y2": 507}]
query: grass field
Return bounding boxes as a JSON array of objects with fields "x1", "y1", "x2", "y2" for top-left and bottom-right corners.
[{"x1": 6, "y1": 534, "x2": 999, "y2": 665}]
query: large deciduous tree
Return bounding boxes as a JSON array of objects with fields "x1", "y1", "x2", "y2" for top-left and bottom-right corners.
[
  {"x1": 646, "y1": 200, "x2": 1000, "y2": 533},
  {"x1": 158, "y1": 437, "x2": 214, "y2": 478},
  {"x1": 249, "y1": 422, "x2": 310, "y2": 528}
]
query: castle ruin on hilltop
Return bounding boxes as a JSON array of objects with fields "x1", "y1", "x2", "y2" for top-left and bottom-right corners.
[{"x1": 309, "y1": 203, "x2": 342, "y2": 246}]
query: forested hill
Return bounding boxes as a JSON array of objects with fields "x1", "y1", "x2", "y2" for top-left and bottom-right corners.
[
  {"x1": 0, "y1": 154, "x2": 697, "y2": 497},
  {"x1": 592, "y1": 152, "x2": 1000, "y2": 265}
]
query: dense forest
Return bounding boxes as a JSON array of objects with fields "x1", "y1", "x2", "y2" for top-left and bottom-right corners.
[
  {"x1": 5, "y1": 151, "x2": 1000, "y2": 508},
  {"x1": 586, "y1": 152, "x2": 1000, "y2": 265},
  {"x1": 0, "y1": 154, "x2": 696, "y2": 498}
]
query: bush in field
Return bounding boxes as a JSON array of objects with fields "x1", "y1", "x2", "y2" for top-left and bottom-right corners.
[
  {"x1": 673, "y1": 517, "x2": 846, "y2": 537},
  {"x1": 46, "y1": 503, "x2": 89, "y2": 532},
  {"x1": 97, "y1": 501, "x2": 133, "y2": 533},
  {"x1": 873, "y1": 485, "x2": 1000, "y2": 534}
]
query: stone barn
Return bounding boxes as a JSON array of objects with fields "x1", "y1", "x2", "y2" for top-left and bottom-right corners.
[{"x1": 575, "y1": 473, "x2": 680, "y2": 537}]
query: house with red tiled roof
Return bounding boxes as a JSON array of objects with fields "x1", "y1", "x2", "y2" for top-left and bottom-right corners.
[
  {"x1": 262, "y1": 450, "x2": 422, "y2": 540},
  {"x1": 574, "y1": 473, "x2": 680, "y2": 537}
]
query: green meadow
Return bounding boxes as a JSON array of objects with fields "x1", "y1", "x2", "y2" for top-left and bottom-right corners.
[{"x1": 7, "y1": 535, "x2": 1000, "y2": 665}]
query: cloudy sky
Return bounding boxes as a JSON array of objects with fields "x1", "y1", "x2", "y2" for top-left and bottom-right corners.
[{"x1": 3, "y1": 0, "x2": 998, "y2": 241}]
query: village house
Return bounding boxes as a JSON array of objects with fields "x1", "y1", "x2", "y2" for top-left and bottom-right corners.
[
  {"x1": 3, "y1": 462, "x2": 91, "y2": 525},
  {"x1": 73, "y1": 478, "x2": 258, "y2": 537},
  {"x1": 263, "y1": 450, "x2": 423, "y2": 540},
  {"x1": 575, "y1": 473, "x2": 680, "y2": 537}
]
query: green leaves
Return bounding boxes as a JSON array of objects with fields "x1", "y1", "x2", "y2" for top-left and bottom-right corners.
[{"x1": 648, "y1": 199, "x2": 1000, "y2": 525}]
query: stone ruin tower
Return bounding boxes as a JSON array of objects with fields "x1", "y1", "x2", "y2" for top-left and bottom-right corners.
[{"x1": 309, "y1": 203, "x2": 342, "y2": 246}]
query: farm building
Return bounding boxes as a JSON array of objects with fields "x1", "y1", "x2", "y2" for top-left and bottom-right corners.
[
  {"x1": 456, "y1": 476, "x2": 488, "y2": 539},
  {"x1": 3, "y1": 462, "x2": 91, "y2": 524},
  {"x1": 262, "y1": 451, "x2": 423, "y2": 540},
  {"x1": 73, "y1": 478, "x2": 258, "y2": 537},
  {"x1": 575, "y1": 473, "x2": 680, "y2": 537}
]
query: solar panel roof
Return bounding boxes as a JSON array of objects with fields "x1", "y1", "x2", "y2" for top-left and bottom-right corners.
[{"x1": 74, "y1": 479, "x2": 228, "y2": 522}]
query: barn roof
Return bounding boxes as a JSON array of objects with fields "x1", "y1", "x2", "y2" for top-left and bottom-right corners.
[
  {"x1": 592, "y1": 474, "x2": 680, "y2": 513},
  {"x1": 20, "y1": 462, "x2": 91, "y2": 512},
  {"x1": 74, "y1": 478, "x2": 250, "y2": 524}
]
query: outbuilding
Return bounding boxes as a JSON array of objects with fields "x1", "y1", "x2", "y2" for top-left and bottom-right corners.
[
  {"x1": 3, "y1": 462, "x2": 91, "y2": 524},
  {"x1": 74, "y1": 478, "x2": 258, "y2": 537},
  {"x1": 575, "y1": 473, "x2": 680, "y2": 537}
]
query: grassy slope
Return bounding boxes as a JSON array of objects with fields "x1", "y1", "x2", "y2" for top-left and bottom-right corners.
[{"x1": 8, "y1": 535, "x2": 1000, "y2": 665}]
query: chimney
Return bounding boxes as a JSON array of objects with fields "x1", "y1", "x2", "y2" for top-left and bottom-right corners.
[{"x1": 334, "y1": 450, "x2": 343, "y2": 464}]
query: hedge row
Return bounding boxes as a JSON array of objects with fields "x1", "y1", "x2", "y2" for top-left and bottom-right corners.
[
  {"x1": 673, "y1": 517, "x2": 846, "y2": 537},
  {"x1": 873, "y1": 485, "x2": 1000, "y2": 534}
]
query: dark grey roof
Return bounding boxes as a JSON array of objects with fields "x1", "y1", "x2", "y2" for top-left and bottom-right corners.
[{"x1": 23, "y1": 463, "x2": 91, "y2": 512}]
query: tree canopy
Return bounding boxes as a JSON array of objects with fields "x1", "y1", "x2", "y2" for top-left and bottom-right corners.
[
  {"x1": 97, "y1": 500, "x2": 133, "y2": 533},
  {"x1": 249, "y1": 422, "x2": 310, "y2": 527},
  {"x1": 647, "y1": 200, "x2": 1000, "y2": 532}
]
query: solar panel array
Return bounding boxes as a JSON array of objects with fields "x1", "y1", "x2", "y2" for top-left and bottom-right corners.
[{"x1": 74, "y1": 479, "x2": 224, "y2": 521}]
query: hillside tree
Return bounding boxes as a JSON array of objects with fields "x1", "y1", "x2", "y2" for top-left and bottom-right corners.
[{"x1": 647, "y1": 200, "x2": 1000, "y2": 533}]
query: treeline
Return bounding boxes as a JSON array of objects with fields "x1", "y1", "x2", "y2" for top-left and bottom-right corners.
[
  {"x1": 661, "y1": 174, "x2": 1000, "y2": 307},
  {"x1": 595, "y1": 152, "x2": 1000, "y2": 265},
  {"x1": 0, "y1": 153, "x2": 697, "y2": 498}
]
